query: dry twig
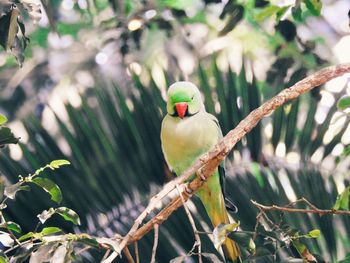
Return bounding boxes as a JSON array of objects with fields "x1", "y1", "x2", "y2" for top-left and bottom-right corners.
[
  {"x1": 104, "y1": 63, "x2": 350, "y2": 263},
  {"x1": 251, "y1": 200, "x2": 350, "y2": 215},
  {"x1": 150, "y1": 224, "x2": 159, "y2": 263},
  {"x1": 135, "y1": 242, "x2": 140, "y2": 263},
  {"x1": 175, "y1": 184, "x2": 203, "y2": 263},
  {"x1": 123, "y1": 247, "x2": 136, "y2": 263}
]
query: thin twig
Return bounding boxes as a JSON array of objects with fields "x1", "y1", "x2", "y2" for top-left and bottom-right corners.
[
  {"x1": 175, "y1": 184, "x2": 202, "y2": 263},
  {"x1": 150, "y1": 224, "x2": 159, "y2": 263},
  {"x1": 103, "y1": 63, "x2": 350, "y2": 262},
  {"x1": 286, "y1": 197, "x2": 318, "y2": 210},
  {"x1": 253, "y1": 209, "x2": 264, "y2": 241},
  {"x1": 135, "y1": 242, "x2": 140, "y2": 263},
  {"x1": 251, "y1": 200, "x2": 350, "y2": 215},
  {"x1": 101, "y1": 249, "x2": 111, "y2": 262},
  {"x1": 123, "y1": 246, "x2": 136, "y2": 263}
]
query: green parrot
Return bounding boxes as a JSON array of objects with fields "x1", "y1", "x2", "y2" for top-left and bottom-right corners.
[{"x1": 161, "y1": 81, "x2": 241, "y2": 262}]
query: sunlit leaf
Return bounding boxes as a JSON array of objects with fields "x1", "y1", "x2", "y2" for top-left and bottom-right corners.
[
  {"x1": 95, "y1": 237, "x2": 121, "y2": 254},
  {"x1": 29, "y1": 243, "x2": 59, "y2": 263},
  {"x1": 49, "y1": 243, "x2": 69, "y2": 263},
  {"x1": 306, "y1": 229, "x2": 321, "y2": 238},
  {"x1": 213, "y1": 222, "x2": 239, "y2": 249},
  {"x1": 31, "y1": 177, "x2": 62, "y2": 204},
  {"x1": 18, "y1": 232, "x2": 34, "y2": 241},
  {"x1": 333, "y1": 187, "x2": 350, "y2": 211},
  {"x1": 37, "y1": 208, "x2": 56, "y2": 224},
  {"x1": 49, "y1": 159, "x2": 71, "y2": 169},
  {"x1": 163, "y1": 0, "x2": 194, "y2": 10},
  {"x1": 0, "y1": 115, "x2": 7, "y2": 125},
  {"x1": 41, "y1": 227, "x2": 61, "y2": 236},
  {"x1": 0, "y1": 231, "x2": 14, "y2": 247},
  {"x1": 56, "y1": 207, "x2": 80, "y2": 225},
  {"x1": 254, "y1": 5, "x2": 280, "y2": 21},
  {"x1": 4, "y1": 182, "x2": 23, "y2": 200},
  {"x1": 0, "y1": 255, "x2": 7, "y2": 263}
]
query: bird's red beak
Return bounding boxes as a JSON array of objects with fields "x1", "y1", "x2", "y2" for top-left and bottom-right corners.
[{"x1": 175, "y1": 102, "x2": 188, "y2": 119}]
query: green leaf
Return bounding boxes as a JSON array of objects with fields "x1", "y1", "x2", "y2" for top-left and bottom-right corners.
[
  {"x1": 41, "y1": 227, "x2": 62, "y2": 236},
  {"x1": 18, "y1": 231, "x2": 34, "y2": 241},
  {"x1": 307, "y1": 229, "x2": 321, "y2": 238},
  {"x1": 6, "y1": 221, "x2": 21, "y2": 234},
  {"x1": 292, "y1": 239, "x2": 317, "y2": 261},
  {"x1": 0, "y1": 115, "x2": 7, "y2": 125},
  {"x1": 229, "y1": 231, "x2": 256, "y2": 254},
  {"x1": 339, "y1": 253, "x2": 350, "y2": 263},
  {"x1": 292, "y1": 5, "x2": 303, "y2": 21},
  {"x1": 49, "y1": 159, "x2": 71, "y2": 169},
  {"x1": 303, "y1": 0, "x2": 322, "y2": 16},
  {"x1": 255, "y1": 5, "x2": 280, "y2": 21},
  {"x1": 333, "y1": 187, "x2": 350, "y2": 211},
  {"x1": 276, "y1": 6, "x2": 290, "y2": 21},
  {"x1": 78, "y1": 235, "x2": 100, "y2": 247},
  {"x1": 56, "y1": 207, "x2": 81, "y2": 225},
  {"x1": 0, "y1": 127, "x2": 19, "y2": 147},
  {"x1": 337, "y1": 96, "x2": 350, "y2": 110},
  {"x1": 162, "y1": 0, "x2": 194, "y2": 10},
  {"x1": 31, "y1": 177, "x2": 62, "y2": 204},
  {"x1": 0, "y1": 255, "x2": 7, "y2": 263},
  {"x1": 37, "y1": 208, "x2": 56, "y2": 224},
  {"x1": 213, "y1": 222, "x2": 240, "y2": 249}
]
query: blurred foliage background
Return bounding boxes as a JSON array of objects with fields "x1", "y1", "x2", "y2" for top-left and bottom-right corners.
[{"x1": 1, "y1": 0, "x2": 350, "y2": 262}]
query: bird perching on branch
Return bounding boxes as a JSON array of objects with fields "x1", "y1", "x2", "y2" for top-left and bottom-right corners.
[{"x1": 161, "y1": 81, "x2": 242, "y2": 262}]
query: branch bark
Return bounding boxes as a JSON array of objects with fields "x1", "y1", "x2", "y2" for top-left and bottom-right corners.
[
  {"x1": 251, "y1": 200, "x2": 350, "y2": 215},
  {"x1": 104, "y1": 63, "x2": 350, "y2": 262}
]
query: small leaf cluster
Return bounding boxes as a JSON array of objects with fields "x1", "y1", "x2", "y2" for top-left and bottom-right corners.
[
  {"x1": 335, "y1": 97, "x2": 350, "y2": 163},
  {"x1": 0, "y1": 114, "x2": 19, "y2": 148},
  {"x1": 0, "y1": 115, "x2": 124, "y2": 262},
  {"x1": 0, "y1": 0, "x2": 41, "y2": 66}
]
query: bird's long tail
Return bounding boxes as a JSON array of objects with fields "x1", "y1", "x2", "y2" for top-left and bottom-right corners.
[{"x1": 197, "y1": 175, "x2": 241, "y2": 263}]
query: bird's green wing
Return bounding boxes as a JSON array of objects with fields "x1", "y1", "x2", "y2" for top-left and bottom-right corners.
[{"x1": 209, "y1": 113, "x2": 237, "y2": 213}]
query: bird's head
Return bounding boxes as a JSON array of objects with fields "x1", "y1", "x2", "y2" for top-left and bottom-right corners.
[{"x1": 166, "y1": 81, "x2": 203, "y2": 119}]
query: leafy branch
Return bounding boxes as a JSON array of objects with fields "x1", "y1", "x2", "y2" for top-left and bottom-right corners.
[{"x1": 103, "y1": 63, "x2": 350, "y2": 262}]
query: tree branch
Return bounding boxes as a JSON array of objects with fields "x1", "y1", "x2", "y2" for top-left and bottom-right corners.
[
  {"x1": 251, "y1": 200, "x2": 350, "y2": 215},
  {"x1": 104, "y1": 63, "x2": 350, "y2": 262}
]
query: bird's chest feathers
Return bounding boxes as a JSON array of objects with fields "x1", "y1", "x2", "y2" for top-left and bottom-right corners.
[{"x1": 162, "y1": 114, "x2": 218, "y2": 172}]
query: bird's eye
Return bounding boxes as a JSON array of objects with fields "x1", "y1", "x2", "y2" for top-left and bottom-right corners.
[{"x1": 191, "y1": 96, "x2": 194, "y2": 100}]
